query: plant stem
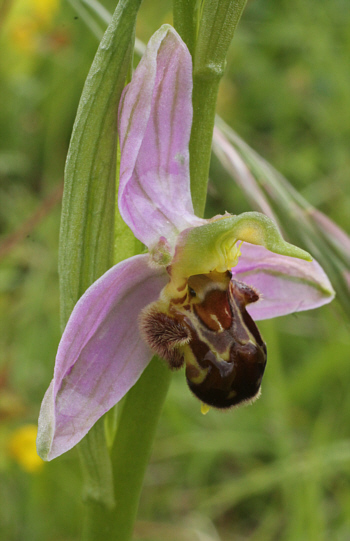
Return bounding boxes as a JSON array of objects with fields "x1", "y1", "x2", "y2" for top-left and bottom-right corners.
[
  {"x1": 189, "y1": 0, "x2": 247, "y2": 216},
  {"x1": 189, "y1": 72, "x2": 222, "y2": 216},
  {"x1": 81, "y1": 502, "x2": 118, "y2": 541},
  {"x1": 173, "y1": 0, "x2": 198, "y2": 58},
  {"x1": 110, "y1": 357, "x2": 172, "y2": 541},
  {"x1": 79, "y1": 421, "x2": 116, "y2": 541}
]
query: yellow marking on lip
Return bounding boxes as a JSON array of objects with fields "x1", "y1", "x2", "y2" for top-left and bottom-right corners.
[
  {"x1": 171, "y1": 293, "x2": 188, "y2": 305},
  {"x1": 209, "y1": 314, "x2": 223, "y2": 332},
  {"x1": 184, "y1": 347, "x2": 209, "y2": 383},
  {"x1": 177, "y1": 282, "x2": 187, "y2": 292},
  {"x1": 201, "y1": 403, "x2": 211, "y2": 415}
]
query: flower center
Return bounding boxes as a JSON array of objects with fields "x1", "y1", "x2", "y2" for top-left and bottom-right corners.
[
  {"x1": 214, "y1": 239, "x2": 243, "y2": 273},
  {"x1": 140, "y1": 269, "x2": 267, "y2": 410}
]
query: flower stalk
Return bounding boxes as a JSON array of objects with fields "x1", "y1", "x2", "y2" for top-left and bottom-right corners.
[
  {"x1": 173, "y1": 0, "x2": 199, "y2": 58},
  {"x1": 78, "y1": 423, "x2": 116, "y2": 541},
  {"x1": 188, "y1": 0, "x2": 248, "y2": 215},
  {"x1": 110, "y1": 357, "x2": 172, "y2": 541}
]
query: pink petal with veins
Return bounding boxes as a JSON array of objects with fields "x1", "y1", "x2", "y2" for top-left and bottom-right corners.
[
  {"x1": 233, "y1": 243, "x2": 335, "y2": 320},
  {"x1": 37, "y1": 254, "x2": 168, "y2": 460},
  {"x1": 118, "y1": 25, "x2": 203, "y2": 250}
]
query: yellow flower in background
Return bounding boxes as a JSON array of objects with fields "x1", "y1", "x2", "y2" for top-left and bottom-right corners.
[
  {"x1": 33, "y1": 0, "x2": 59, "y2": 24},
  {"x1": 8, "y1": 424, "x2": 44, "y2": 473},
  {"x1": 4, "y1": 0, "x2": 59, "y2": 53}
]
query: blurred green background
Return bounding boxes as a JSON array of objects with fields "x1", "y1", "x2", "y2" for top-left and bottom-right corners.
[{"x1": 0, "y1": 0, "x2": 349, "y2": 540}]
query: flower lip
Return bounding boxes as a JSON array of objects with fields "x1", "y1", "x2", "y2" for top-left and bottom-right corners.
[{"x1": 141, "y1": 269, "x2": 267, "y2": 410}]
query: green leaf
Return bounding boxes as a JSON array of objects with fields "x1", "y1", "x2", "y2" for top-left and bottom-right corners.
[
  {"x1": 173, "y1": 0, "x2": 199, "y2": 58},
  {"x1": 58, "y1": 2, "x2": 143, "y2": 538},
  {"x1": 59, "y1": 0, "x2": 142, "y2": 329}
]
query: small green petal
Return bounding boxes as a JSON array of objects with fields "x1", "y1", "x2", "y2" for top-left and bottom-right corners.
[{"x1": 171, "y1": 212, "x2": 312, "y2": 283}]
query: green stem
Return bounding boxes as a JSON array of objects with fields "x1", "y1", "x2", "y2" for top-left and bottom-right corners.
[
  {"x1": 189, "y1": 0, "x2": 247, "y2": 216},
  {"x1": 172, "y1": 0, "x2": 198, "y2": 58},
  {"x1": 81, "y1": 502, "x2": 118, "y2": 541},
  {"x1": 189, "y1": 73, "x2": 221, "y2": 216},
  {"x1": 110, "y1": 357, "x2": 172, "y2": 541},
  {"x1": 78, "y1": 421, "x2": 116, "y2": 541}
]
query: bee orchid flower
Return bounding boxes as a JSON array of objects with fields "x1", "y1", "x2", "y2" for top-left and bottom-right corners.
[{"x1": 37, "y1": 25, "x2": 334, "y2": 461}]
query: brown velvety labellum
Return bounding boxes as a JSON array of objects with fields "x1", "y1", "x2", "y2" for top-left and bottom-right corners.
[
  {"x1": 194, "y1": 289, "x2": 232, "y2": 331},
  {"x1": 186, "y1": 279, "x2": 267, "y2": 409},
  {"x1": 140, "y1": 272, "x2": 266, "y2": 410}
]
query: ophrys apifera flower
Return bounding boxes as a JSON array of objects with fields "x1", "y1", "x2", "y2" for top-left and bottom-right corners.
[{"x1": 37, "y1": 25, "x2": 334, "y2": 461}]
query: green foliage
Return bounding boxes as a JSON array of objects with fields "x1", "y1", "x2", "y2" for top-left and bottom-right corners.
[{"x1": 0, "y1": 0, "x2": 349, "y2": 540}]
